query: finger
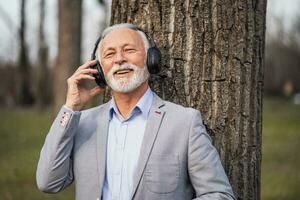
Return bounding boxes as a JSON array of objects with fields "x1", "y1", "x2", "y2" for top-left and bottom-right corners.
[
  {"x1": 77, "y1": 60, "x2": 97, "y2": 71},
  {"x1": 74, "y1": 74, "x2": 95, "y2": 82},
  {"x1": 76, "y1": 68, "x2": 98, "y2": 75},
  {"x1": 89, "y1": 86, "x2": 104, "y2": 97},
  {"x1": 73, "y1": 69, "x2": 97, "y2": 80}
]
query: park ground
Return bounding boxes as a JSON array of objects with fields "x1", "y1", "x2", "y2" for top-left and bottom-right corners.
[{"x1": 0, "y1": 96, "x2": 299, "y2": 200}]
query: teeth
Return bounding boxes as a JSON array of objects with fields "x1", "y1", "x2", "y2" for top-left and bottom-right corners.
[{"x1": 114, "y1": 69, "x2": 132, "y2": 75}]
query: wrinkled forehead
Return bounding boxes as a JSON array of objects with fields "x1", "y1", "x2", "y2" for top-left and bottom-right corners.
[{"x1": 100, "y1": 28, "x2": 145, "y2": 51}]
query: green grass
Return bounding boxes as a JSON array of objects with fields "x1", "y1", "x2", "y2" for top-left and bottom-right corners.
[
  {"x1": 261, "y1": 96, "x2": 300, "y2": 200},
  {"x1": 0, "y1": 108, "x2": 74, "y2": 200},
  {"x1": 0, "y1": 96, "x2": 299, "y2": 199}
]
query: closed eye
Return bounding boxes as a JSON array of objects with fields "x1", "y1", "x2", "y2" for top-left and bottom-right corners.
[
  {"x1": 104, "y1": 52, "x2": 114, "y2": 58},
  {"x1": 125, "y1": 48, "x2": 136, "y2": 53}
]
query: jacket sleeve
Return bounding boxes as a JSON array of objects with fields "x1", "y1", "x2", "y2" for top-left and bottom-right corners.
[
  {"x1": 36, "y1": 106, "x2": 81, "y2": 193},
  {"x1": 188, "y1": 110, "x2": 236, "y2": 200}
]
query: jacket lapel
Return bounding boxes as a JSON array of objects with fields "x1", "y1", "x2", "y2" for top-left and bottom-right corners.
[
  {"x1": 131, "y1": 94, "x2": 166, "y2": 198},
  {"x1": 96, "y1": 102, "x2": 110, "y2": 196}
]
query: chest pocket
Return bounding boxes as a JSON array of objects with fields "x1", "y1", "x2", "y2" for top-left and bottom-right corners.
[{"x1": 145, "y1": 154, "x2": 179, "y2": 194}]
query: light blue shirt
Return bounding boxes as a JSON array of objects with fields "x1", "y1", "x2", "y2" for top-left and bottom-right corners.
[{"x1": 102, "y1": 88, "x2": 153, "y2": 200}]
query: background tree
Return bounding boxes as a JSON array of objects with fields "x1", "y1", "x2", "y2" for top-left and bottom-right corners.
[
  {"x1": 18, "y1": 0, "x2": 34, "y2": 105},
  {"x1": 53, "y1": 0, "x2": 83, "y2": 112},
  {"x1": 264, "y1": 14, "x2": 300, "y2": 95},
  {"x1": 36, "y1": 0, "x2": 51, "y2": 107},
  {"x1": 110, "y1": 1, "x2": 267, "y2": 200}
]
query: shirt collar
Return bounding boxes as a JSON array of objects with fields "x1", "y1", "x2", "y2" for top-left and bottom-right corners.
[{"x1": 108, "y1": 87, "x2": 153, "y2": 121}]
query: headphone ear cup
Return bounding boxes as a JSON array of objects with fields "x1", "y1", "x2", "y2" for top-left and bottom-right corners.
[
  {"x1": 91, "y1": 61, "x2": 107, "y2": 88},
  {"x1": 147, "y1": 47, "x2": 161, "y2": 74}
]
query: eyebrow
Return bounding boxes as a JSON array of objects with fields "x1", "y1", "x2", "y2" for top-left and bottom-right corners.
[
  {"x1": 103, "y1": 47, "x2": 115, "y2": 55},
  {"x1": 102, "y1": 43, "x2": 138, "y2": 54}
]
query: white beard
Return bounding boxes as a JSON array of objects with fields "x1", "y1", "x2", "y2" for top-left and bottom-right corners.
[{"x1": 105, "y1": 63, "x2": 150, "y2": 93}]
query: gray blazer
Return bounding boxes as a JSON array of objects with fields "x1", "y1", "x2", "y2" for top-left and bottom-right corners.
[{"x1": 36, "y1": 94, "x2": 235, "y2": 200}]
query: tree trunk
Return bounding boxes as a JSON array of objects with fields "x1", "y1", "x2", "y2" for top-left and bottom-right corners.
[
  {"x1": 18, "y1": 0, "x2": 34, "y2": 106},
  {"x1": 110, "y1": 1, "x2": 266, "y2": 200},
  {"x1": 37, "y1": 0, "x2": 51, "y2": 107},
  {"x1": 53, "y1": 0, "x2": 82, "y2": 112}
]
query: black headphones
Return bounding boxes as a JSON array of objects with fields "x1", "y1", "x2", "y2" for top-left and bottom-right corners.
[{"x1": 90, "y1": 25, "x2": 161, "y2": 88}]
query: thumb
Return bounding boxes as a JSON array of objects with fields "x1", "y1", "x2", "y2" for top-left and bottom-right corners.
[{"x1": 89, "y1": 86, "x2": 104, "y2": 97}]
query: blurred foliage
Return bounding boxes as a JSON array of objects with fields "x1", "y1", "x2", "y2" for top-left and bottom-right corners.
[
  {"x1": 0, "y1": 96, "x2": 299, "y2": 199},
  {"x1": 265, "y1": 14, "x2": 300, "y2": 95}
]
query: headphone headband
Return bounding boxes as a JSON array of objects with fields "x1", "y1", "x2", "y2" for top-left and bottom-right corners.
[
  {"x1": 132, "y1": 27, "x2": 156, "y2": 48},
  {"x1": 91, "y1": 25, "x2": 157, "y2": 61},
  {"x1": 91, "y1": 37, "x2": 101, "y2": 60}
]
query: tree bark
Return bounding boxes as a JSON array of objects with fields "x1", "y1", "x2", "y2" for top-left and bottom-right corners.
[
  {"x1": 53, "y1": 0, "x2": 82, "y2": 112},
  {"x1": 110, "y1": 0, "x2": 266, "y2": 199}
]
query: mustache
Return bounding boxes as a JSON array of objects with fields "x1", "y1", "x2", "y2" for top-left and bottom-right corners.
[{"x1": 109, "y1": 63, "x2": 136, "y2": 75}]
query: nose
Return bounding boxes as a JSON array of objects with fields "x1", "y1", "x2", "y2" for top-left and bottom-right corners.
[{"x1": 114, "y1": 50, "x2": 126, "y2": 65}]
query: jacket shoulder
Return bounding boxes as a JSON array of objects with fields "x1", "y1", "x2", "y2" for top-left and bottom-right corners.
[
  {"x1": 163, "y1": 100, "x2": 200, "y2": 116},
  {"x1": 80, "y1": 102, "x2": 109, "y2": 119}
]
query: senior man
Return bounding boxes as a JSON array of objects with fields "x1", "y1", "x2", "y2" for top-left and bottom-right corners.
[{"x1": 36, "y1": 23, "x2": 235, "y2": 200}]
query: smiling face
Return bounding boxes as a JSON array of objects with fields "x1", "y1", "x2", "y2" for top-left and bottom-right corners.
[{"x1": 99, "y1": 28, "x2": 149, "y2": 93}]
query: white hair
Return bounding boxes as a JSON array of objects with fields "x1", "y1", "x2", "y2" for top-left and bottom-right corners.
[{"x1": 97, "y1": 23, "x2": 151, "y2": 64}]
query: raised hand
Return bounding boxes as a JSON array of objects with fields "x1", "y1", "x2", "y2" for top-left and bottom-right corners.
[{"x1": 65, "y1": 60, "x2": 104, "y2": 111}]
